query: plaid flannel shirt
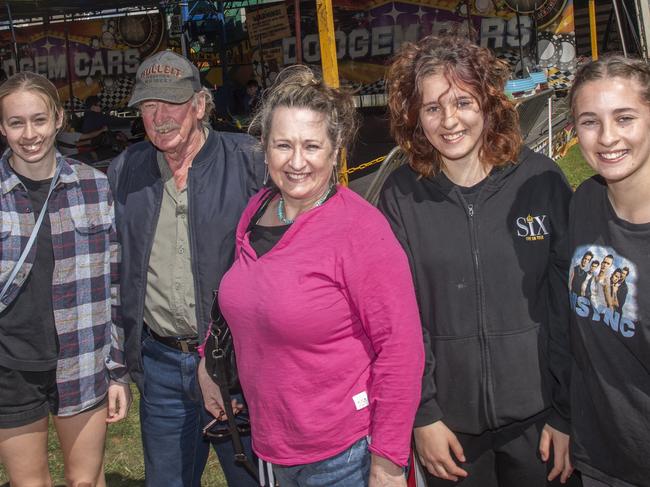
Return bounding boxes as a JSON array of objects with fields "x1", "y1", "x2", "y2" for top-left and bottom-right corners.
[{"x1": 0, "y1": 151, "x2": 126, "y2": 416}]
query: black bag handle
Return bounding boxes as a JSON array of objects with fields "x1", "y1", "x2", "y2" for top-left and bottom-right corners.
[{"x1": 204, "y1": 291, "x2": 258, "y2": 482}]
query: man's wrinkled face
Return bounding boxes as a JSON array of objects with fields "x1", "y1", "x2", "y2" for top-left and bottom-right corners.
[{"x1": 140, "y1": 96, "x2": 205, "y2": 154}]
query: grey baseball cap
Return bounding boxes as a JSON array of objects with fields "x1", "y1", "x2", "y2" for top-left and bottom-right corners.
[{"x1": 128, "y1": 51, "x2": 201, "y2": 107}]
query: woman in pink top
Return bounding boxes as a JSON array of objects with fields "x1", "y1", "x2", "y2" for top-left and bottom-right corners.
[{"x1": 198, "y1": 65, "x2": 424, "y2": 487}]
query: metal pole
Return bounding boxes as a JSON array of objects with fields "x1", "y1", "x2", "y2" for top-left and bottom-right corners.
[
  {"x1": 602, "y1": 7, "x2": 614, "y2": 52},
  {"x1": 633, "y1": 0, "x2": 650, "y2": 59},
  {"x1": 257, "y1": 33, "x2": 267, "y2": 88},
  {"x1": 611, "y1": 0, "x2": 628, "y2": 57},
  {"x1": 294, "y1": 0, "x2": 303, "y2": 64},
  {"x1": 619, "y1": 0, "x2": 643, "y2": 56},
  {"x1": 63, "y1": 15, "x2": 75, "y2": 110},
  {"x1": 547, "y1": 95, "x2": 553, "y2": 158},
  {"x1": 589, "y1": 0, "x2": 598, "y2": 60},
  {"x1": 6, "y1": 2, "x2": 20, "y2": 73},
  {"x1": 531, "y1": 2, "x2": 539, "y2": 65},
  {"x1": 217, "y1": 1, "x2": 228, "y2": 85},
  {"x1": 181, "y1": 0, "x2": 189, "y2": 58},
  {"x1": 515, "y1": 6, "x2": 526, "y2": 78},
  {"x1": 465, "y1": 0, "x2": 473, "y2": 42}
]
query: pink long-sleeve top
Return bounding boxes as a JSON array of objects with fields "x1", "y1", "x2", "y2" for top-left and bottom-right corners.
[{"x1": 218, "y1": 186, "x2": 424, "y2": 467}]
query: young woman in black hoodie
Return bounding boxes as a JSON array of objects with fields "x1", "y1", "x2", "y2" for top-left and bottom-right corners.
[
  {"x1": 379, "y1": 35, "x2": 576, "y2": 487},
  {"x1": 567, "y1": 55, "x2": 650, "y2": 487}
]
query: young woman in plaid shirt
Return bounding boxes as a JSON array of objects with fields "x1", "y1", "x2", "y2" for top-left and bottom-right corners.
[{"x1": 0, "y1": 72, "x2": 129, "y2": 486}]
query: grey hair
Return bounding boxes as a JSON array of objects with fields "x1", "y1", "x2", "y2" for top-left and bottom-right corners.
[
  {"x1": 248, "y1": 65, "x2": 358, "y2": 161},
  {"x1": 136, "y1": 88, "x2": 215, "y2": 129},
  {"x1": 193, "y1": 87, "x2": 215, "y2": 128}
]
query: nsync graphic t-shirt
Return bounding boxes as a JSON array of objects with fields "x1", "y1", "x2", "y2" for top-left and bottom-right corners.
[{"x1": 568, "y1": 176, "x2": 650, "y2": 487}]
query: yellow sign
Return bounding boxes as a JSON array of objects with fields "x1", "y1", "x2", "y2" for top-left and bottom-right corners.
[{"x1": 246, "y1": 4, "x2": 291, "y2": 45}]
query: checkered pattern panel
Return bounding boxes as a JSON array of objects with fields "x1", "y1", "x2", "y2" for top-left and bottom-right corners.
[
  {"x1": 98, "y1": 77, "x2": 135, "y2": 110},
  {"x1": 548, "y1": 70, "x2": 575, "y2": 90},
  {"x1": 496, "y1": 50, "x2": 521, "y2": 69},
  {"x1": 341, "y1": 79, "x2": 363, "y2": 91},
  {"x1": 63, "y1": 77, "x2": 134, "y2": 111},
  {"x1": 358, "y1": 79, "x2": 386, "y2": 95},
  {"x1": 64, "y1": 97, "x2": 86, "y2": 111}
]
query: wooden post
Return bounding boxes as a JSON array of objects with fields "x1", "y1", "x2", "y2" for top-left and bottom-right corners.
[
  {"x1": 589, "y1": 0, "x2": 598, "y2": 60},
  {"x1": 316, "y1": 0, "x2": 339, "y2": 87},
  {"x1": 316, "y1": 0, "x2": 348, "y2": 185}
]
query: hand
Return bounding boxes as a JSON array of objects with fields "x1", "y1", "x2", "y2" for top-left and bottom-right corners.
[
  {"x1": 369, "y1": 454, "x2": 406, "y2": 487},
  {"x1": 539, "y1": 423, "x2": 574, "y2": 483},
  {"x1": 198, "y1": 357, "x2": 226, "y2": 418},
  {"x1": 414, "y1": 421, "x2": 468, "y2": 481},
  {"x1": 106, "y1": 381, "x2": 132, "y2": 423}
]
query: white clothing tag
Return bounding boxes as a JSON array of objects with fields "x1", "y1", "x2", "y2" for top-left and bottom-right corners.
[{"x1": 353, "y1": 391, "x2": 369, "y2": 410}]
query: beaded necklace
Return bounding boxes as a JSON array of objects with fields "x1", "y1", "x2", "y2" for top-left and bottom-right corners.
[{"x1": 277, "y1": 185, "x2": 333, "y2": 224}]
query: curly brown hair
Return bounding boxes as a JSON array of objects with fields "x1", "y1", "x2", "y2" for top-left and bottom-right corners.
[{"x1": 386, "y1": 35, "x2": 522, "y2": 178}]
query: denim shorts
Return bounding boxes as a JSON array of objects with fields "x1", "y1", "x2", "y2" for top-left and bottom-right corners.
[
  {"x1": 0, "y1": 365, "x2": 57, "y2": 428},
  {"x1": 272, "y1": 436, "x2": 371, "y2": 487}
]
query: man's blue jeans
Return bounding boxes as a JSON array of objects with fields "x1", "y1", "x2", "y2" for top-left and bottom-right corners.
[
  {"x1": 272, "y1": 437, "x2": 371, "y2": 487},
  {"x1": 140, "y1": 331, "x2": 258, "y2": 487}
]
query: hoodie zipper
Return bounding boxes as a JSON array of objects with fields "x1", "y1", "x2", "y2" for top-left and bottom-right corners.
[{"x1": 465, "y1": 200, "x2": 497, "y2": 429}]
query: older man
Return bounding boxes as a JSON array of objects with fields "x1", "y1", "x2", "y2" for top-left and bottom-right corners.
[{"x1": 108, "y1": 51, "x2": 263, "y2": 487}]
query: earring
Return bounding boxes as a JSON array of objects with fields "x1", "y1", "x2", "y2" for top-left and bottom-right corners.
[{"x1": 263, "y1": 160, "x2": 269, "y2": 185}]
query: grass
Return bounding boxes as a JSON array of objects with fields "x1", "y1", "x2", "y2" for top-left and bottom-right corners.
[
  {"x1": 0, "y1": 386, "x2": 227, "y2": 487},
  {"x1": 557, "y1": 143, "x2": 596, "y2": 189},
  {"x1": 0, "y1": 146, "x2": 592, "y2": 487}
]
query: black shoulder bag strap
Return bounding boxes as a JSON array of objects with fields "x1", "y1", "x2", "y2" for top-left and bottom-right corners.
[
  {"x1": 205, "y1": 291, "x2": 259, "y2": 482},
  {"x1": 204, "y1": 189, "x2": 280, "y2": 483}
]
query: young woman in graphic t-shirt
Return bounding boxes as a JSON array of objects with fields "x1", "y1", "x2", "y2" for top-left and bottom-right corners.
[{"x1": 567, "y1": 55, "x2": 650, "y2": 487}]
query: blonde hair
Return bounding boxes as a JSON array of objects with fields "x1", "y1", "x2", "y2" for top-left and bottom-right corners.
[
  {"x1": 248, "y1": 65, "x2": 358, "y2": 162},
  {"x1": 0, "y1": 71, "x2": 64, "y2": 128}
]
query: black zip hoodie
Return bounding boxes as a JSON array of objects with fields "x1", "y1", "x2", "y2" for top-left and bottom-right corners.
[{"x1": 378, "y1": 147, "x2": 572, "y2": 434}]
